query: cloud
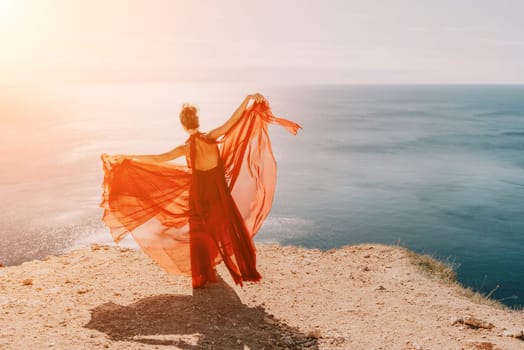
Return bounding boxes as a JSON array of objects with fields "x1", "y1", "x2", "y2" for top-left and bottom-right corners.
[
  {"x1": 407, "y1": 26, "x2": 428, "y2": 33},
  {"x1": 484, "y1": 39, "x2": 524, "y2": 47},
  {"x1": 443, "y1": 26, "x2": 494, "y2": 33}
]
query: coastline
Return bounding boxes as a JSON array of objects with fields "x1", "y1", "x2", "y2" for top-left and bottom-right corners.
[{"x1": 0, "y1": 243, "x2": 523, "y2": 349}]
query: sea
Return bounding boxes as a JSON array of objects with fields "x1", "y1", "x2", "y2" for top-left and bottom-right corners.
[{"x1": 1, "y1": 83, "x2": 523, "y2": 309}]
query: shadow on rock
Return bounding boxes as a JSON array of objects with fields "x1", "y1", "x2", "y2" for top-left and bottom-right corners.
[{"x1": 84, "y1": 276, "x2": 319, "y2": 349}]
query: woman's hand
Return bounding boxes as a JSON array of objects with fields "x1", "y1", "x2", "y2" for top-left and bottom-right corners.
[
  {"x1": 109, "y1": 154, "x2": 127, "y2": 162},
  {"x1": 249, "y1": 93, "x2": 266, "y2": 104},
  {"x1": 207, "y1": 93, "x2": 266, "y2": 139}
]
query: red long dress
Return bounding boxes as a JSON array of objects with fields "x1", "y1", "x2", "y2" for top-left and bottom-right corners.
[{"x1": 100, "y1": 100, "x2": 300, "y2": 287}]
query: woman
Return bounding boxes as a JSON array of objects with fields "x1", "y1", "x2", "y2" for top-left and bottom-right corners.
[{"x1": 100, "y1": 93, "x2": 300, "y2": 288}]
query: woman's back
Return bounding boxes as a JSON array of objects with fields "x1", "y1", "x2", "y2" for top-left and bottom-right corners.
[{"x1": 191, "y1": 134, "x2": 220, "y2": 171}]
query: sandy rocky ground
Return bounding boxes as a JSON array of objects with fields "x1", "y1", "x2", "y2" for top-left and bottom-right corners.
[{"x1": 0, "y1": 243, "x2": 523, "y2": 350}]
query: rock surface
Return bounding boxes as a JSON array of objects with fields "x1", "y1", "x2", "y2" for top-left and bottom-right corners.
[{"x1": 0, "y1": 243, "x2": 523, "y2": 349}]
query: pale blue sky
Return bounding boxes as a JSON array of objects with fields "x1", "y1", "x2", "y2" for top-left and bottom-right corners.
[{"x1": 1, "y1": 0, "x2": 523, "y2": 83}]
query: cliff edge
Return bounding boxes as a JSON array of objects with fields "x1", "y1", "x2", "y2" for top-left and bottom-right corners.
[{"x1": 0, "y1": 243, "x2": 523, "y2": 349}]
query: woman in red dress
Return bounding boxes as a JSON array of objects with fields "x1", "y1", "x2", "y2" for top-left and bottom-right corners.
[{"x1": 100, "y1": 93, "x2": 300, "y2": 288}]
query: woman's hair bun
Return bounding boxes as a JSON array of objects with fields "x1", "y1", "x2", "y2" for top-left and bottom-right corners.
[{"x1": 180, "y1": 103, "x2": 200, "y2": 129}]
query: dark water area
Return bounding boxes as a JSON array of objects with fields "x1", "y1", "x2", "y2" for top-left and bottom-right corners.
[
  {"x1": 268, "y1": 85, "x2": 524, "y2": 309},
  {"x1": 1, "y1": 83, "x2": 523, "y2": 309}
]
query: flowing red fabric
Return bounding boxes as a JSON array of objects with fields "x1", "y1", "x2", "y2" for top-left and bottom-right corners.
[{"x1": 100, "y1": 101, "x2": 301, "y2": 287}]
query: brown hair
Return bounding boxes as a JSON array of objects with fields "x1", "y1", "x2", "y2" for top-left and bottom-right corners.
[{"x1": 179, "y1": 103, "x2": 200, "y2": 129}]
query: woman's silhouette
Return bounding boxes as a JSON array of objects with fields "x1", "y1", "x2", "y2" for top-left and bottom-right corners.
[{"x1": 100, "y1": 94, "x2": 300, "y2": 288}]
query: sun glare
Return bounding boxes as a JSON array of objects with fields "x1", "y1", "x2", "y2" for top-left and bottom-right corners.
[
  {"x1": 0, "y1": 0, "x2": 23, "y2": 27},
  {"x1": 0, "y1": 0, "x2": 14, "y2": 17}
]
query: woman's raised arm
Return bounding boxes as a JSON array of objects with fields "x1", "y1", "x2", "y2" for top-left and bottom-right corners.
[
  {"x1": 115, "y1": 144, "x2": 188, "y2": 163},
  {"x1": 206, "y1": 93, "x2": 265, "y2": 140}
]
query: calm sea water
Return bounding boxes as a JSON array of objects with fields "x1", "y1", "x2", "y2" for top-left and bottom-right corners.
[{"x1": 1, "y1": 83, "x2": 523, "y2": 309}]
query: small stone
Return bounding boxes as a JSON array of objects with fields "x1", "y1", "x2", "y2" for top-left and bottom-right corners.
[
  {"x1": 376, "y1": 285, "x2": 386, "y2": 291},
  {"x1": 307, "y1": 329, "x2": 321, "y2": 339},
  {"x1": 468, "y1": 341, "x2": 500, "y2": 350},
  {"x1": 281, "y1": 335, "x2": 294, "y2": 345},
  {"x1": 329, "y1": 337, "x2": 345, "y2": 345},
  {"x1": 411, "y1": 342, "x2": 422, "y2": 350},
  {"x1": 77, "y1": 288, "x2": 89, "y2": 294},
  {"x1": 503, "y1": 329, "x2": 524, "y2": 340},
  {"x1": 362, "y1": 266, "x2": 370, "y2": 271},
  {"x1": 363, "y1": 254, "x2": 370, "y2": 258},
  {"x1": 22, "y1": 279, "x2": 33, "y2": 286},
  {"x1": 0, "y1": 263, "x2": 4, "y2": 267},
  {"x1": 264, "y1": 316, "x2": 277, "y2": 325},
  {"x1": 452, "y1": 315, "x2": 494, "y2": 329}
]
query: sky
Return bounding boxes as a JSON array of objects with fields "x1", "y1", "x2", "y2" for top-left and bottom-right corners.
[{"x1": 1, "y1": 0, "x2": 524, "y2": 84}]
